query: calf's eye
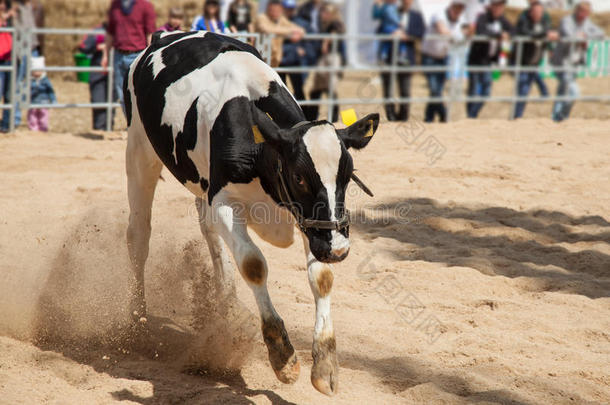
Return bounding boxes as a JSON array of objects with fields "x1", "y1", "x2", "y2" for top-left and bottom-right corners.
[{"x1": 293, "y1": 174, "x2": 305, "y2": 187}]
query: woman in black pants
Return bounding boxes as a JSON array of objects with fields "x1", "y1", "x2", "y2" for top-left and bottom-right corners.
[{"x1": 79, "y1": 23, "x2": 115, "y2": 130}]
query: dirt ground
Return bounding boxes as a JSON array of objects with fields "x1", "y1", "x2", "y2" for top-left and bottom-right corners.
[{"x1": 0, "y1": 113, "x2": 609, "y2": 404}]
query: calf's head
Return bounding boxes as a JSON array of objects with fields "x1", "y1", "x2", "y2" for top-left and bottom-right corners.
[{"x1": 252, "y1": 106, "x2": 379, "y2": 263}]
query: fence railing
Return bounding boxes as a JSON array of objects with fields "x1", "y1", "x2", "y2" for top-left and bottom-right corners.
[{"x1": 2, "y1": 28, "x2": 609, "y2": 133}]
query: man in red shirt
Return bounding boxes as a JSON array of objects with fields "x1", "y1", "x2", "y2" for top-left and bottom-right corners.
[{"x1": 102, "y1": 0, "x2": 156, "y2": 116}]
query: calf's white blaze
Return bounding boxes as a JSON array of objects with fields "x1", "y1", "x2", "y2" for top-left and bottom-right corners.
[{"x1": 302, "y1": 125, "x2": 350, "y2": 256}]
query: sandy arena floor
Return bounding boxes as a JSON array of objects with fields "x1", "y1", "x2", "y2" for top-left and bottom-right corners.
[{"x1": 0, "y1": 117, "x2": 609, "y2": 404}]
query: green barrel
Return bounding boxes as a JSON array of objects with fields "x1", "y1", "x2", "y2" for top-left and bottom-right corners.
[{"x1": 73, "y1": 53, "x2": 91, "y2": 83}]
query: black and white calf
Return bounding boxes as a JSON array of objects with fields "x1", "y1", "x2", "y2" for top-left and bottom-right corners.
[{"x1": 125, "y1": 31, "x2": 379, "y2": 395}]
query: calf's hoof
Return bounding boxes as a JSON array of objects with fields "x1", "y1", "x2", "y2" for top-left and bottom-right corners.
[
  {"x1": 273, "y1": 352, "x2": 300, "y2": 384},
  {"x1": 262, "y1": 318, "x2": 300, "y2": 384},
  {"x1": 311, "y1": 335, "x2": 338, "y2": 396}
]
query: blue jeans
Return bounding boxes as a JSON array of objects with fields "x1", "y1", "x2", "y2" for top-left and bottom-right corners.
[
  {"x1": 513, "y1": 72, "x2": 539, "y2": 119},
  {"x1": 423, "y1": 55, "x2": 448, "y2": 123},
  {"x1": 0, "y1": 60, "x2": 11, "y2": 129},
  {"x1": 467, "y1": 71, "x2": 492, "y2": 118},
  {"x1": 533, "y1": 72, "x2": 549, "y2": 97},
  {"x1": 379, "y1": 41, "x2": 410, "y2": 65},
  {"x1": 552, "y1": 72, "x2": 578, "y2": 122},
  {"x1": 113, "y1": 51, "x2": 141, "y2": 115}
]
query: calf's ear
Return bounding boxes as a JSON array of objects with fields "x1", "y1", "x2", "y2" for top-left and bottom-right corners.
[
  {"x1": 250, "y1": 104, "x2": 294, "y2": 150},
  {"x1": 337, "y1": 113, "x2": 380, "y2": 150}
]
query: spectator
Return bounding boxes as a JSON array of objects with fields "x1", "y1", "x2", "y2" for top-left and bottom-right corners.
[
  {"x1": 551, "y1": 0, "x2": 604, "y2": 122},
  {"x1": 31, "y1": 0, "x2": 43, "y2": 54},
  {"x1": 372, "y1": 0, "x2": 401, "y2": 64},
  {"x1": 305, "y1": 2, "x2": 344, "y2": 122},
  {"x1": 467, "y1": 0, "x2": 514, "y2": 119},
  {"x1": 28, "y1": 56, "x2": 55, "y2": 132},
  {"x1": 255, "y1": 0, "x2": 304, "y2": 68},
  {"x1": 1, "y1": 0, "x2": 39, "y2": 132},
  {"x1": 372, "y1": 0, "x2": 398, "y2": 33},
  {"x1": 102, "y1": 0, "x2": 156, "y2": 115},
  {"x1": 283, "y1": 0, "x2": 314, "y2": 47},
  {"x1": 421, "y1": 0, "x2": 467, "y2": 123},
  {"x1": 280, "y1": 0, "x2": 311, "y2": 104},
  {"x1": 14, "y1": 0, "x2": 38, "y2": 56},
  {"x1": 0, "y1": 0, "x2": 12, "y2": 132},
  {"x1": 518, "y1": 0, "x2": 553, "y2": 98},
  {"x1": 374, "y1": 0, "x2": 425, "y2": 122},
  {"x1": 0, "y1": 0, "x2": 12, "y2": 24},
  {"x1": 159, "y1": 7, "x2": 184, "y2": 32},
  {"x1": 192, "y1": 0, "x2": 228, "y2": 33},
  {"x1": 79, "y1": 23, "x2": 114, "y2": 130},
  {"x1": 512, "y1": 1, "x2": 557, "y2": 119},
  {"x1": 292, "y1": 4, "x2": 319, "y2": 67},
  {"x1": 228, "y1": 0, "x2": 252, "y2": 33},
  {"x1": 297, "y1": 0, "x2": 322, "y2": 33}
]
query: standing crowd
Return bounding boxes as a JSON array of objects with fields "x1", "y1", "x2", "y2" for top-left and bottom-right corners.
[
  {"x1": 375, "y1": 0, "x2": 605, "y2": 123},
  {"x1": 0, "y1": 0, "x2": 606, "y2": 133}
]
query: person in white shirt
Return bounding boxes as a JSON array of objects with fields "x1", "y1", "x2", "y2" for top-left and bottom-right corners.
[
  {"x1": 551, "y1": 0, "x2": 604, "y2": 122},
  {"x1": 421, "y1": 0, "x2": 467, "y2": 123}
]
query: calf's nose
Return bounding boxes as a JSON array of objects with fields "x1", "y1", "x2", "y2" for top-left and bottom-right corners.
[{"x1": 330, "y1": 232, "x2": 350, "y2": 258}]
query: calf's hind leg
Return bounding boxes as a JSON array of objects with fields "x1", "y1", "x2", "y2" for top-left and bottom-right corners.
[{"x1": 126, "y1": 128, "x2": 162, "y2": 320}]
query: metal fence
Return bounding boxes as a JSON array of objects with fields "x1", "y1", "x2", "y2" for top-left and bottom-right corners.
[{"x1": 2, "y1": 27, "x2": 609, "y2": 133}]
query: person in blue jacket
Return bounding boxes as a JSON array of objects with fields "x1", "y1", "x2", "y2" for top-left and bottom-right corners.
[
  {"x1": 191, "y1": 0, "x2": 227, "y2": 33},
  {"x1": 373, "y1": 0, "x2": 400, "y2": 63},
  {"x1": 281, "y1": 0, "x2": 316, "y2": 104},
  {"x1": 373, "y1": 0, "x2": 425, "y2": 121}
]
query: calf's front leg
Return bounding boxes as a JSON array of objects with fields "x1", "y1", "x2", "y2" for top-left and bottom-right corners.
[
  {"x1": 207, "y1": 198, "x2": 300, "y2": 384},
  {"x1": 303, "y1": 236, "x2": 339, "y2": 396}
]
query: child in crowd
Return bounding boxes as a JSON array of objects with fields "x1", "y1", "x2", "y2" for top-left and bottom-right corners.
[
  {"x1": 28, "y1": 56, "x2": 56, "y2": 132},
  {"x1": 228, "y1": 0, "x2": 252, "y2": 33},
  {"x1": 159, "y1": 7, "x2": 184, "y2": 32},
  {"x1": 192, "y1": 0, "x2": 227, "y2": 33}
]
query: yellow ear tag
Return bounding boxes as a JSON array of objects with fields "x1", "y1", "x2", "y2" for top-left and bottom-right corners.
[
  {"x1": 364, "y1": 120, "x2": 375, "y2": 137},
  {"x1": 341, "y1": 108, "x2": 358, "y2": 127},
  {"x1": 252, "y1": 125, "x2": 265, "y2": 144}
]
